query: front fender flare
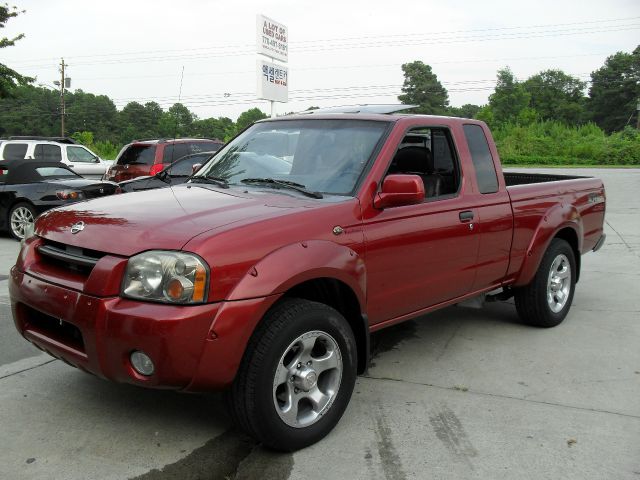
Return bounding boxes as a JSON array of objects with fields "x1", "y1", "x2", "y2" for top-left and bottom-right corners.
[{"x1": 226, "y1": 240, "x2": 367, "y2": 310}]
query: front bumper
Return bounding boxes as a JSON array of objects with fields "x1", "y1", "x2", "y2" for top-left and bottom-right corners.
[{"x1": 9, "y1": 266, "x2": 278, "y2": 391}]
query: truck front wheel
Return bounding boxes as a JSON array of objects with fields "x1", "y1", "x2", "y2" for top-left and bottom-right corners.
[
  {"x1": 515, "y1": 238, "x2": 577, "y2": 327},
  {"x1": 226, "y1": 298, "x2": 357, "y2": 451}
]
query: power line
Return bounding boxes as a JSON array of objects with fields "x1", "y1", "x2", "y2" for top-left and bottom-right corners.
[
  {"x1": 9, "y1": 16, "x2": 639, "y2": 67},
  {"x1": 9, "y1": 19, "x2": 639, "y2": 69}
]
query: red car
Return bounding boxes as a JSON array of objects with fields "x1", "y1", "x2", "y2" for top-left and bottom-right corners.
[
  {"x1": 104, "y1": 137, "x2": 223, "y2": 182},
  {"x1": 10, "y1": 106, "x2": 606, "y2": 451}
]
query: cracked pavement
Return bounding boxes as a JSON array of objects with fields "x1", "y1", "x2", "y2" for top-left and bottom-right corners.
[{"x1": 0, "y1": 168, "x2": 638, "y2": 479}]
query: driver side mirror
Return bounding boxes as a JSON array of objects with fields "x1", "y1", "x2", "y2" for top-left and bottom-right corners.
[
  {"x1": 373, "y1": 174, "x2": 424, "y2": 209},
  {"x1": 191, "y1": 163, "x2": 203, "y2": 174}
]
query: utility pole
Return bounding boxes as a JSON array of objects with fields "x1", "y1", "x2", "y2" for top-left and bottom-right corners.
[
  {"x1": 59, "y1": 58, "x2": 66, "y2": 137},
  {"x1": 637, "y1": 99, "x2": 640, "y2": 130}
]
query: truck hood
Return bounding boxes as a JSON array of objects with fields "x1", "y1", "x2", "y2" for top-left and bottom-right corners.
[{"x1": 35, "y1": 184, "x2": 312, "y2": 256}]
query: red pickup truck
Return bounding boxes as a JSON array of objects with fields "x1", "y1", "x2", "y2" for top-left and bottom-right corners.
[{"x1": 10, "y1": 106, "x2": 606, "y2": 451}]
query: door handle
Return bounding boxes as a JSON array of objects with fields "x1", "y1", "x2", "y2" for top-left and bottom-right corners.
[{"x1": 459, "y1": 211, "x2": 474, "y2": 222}]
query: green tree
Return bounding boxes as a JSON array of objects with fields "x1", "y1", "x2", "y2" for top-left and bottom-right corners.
[
  {"x1": 486, "y1": 67, "x2": 532, "y2": 126},
  {"x1": 588, "y1": 46, "x2": 640, "y2": 132},
  {"x1": 0, "y1": 4, "x2": 32, "y2": 98},
  {"x1": 447, "y1": 104, "x2": 481, "y2": 119},
  {"x1": 523, "y1": 69, "x2": 586, "y2": 124},
  {"x1": 398, "y1": 61, "x2": 449, "y2": 114},
  {"x1": 157, "y1": 102, "x2": 195, "y2": 138},
  {"x1": 0, "y1": 84, "x2": 58, "y2": 136},
  {"x1": 236, "y1": 107, "x2": 268, "y2": 131},
  {"x1": 64, "y1": 89, "x2": 118, "y2": 142}
]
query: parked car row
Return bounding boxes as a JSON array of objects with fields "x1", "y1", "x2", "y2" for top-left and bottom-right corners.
[
  {"x1": 0, "y1": 136, "x2": 224, "y2": 240},
  {"x1": 0, "y1": 137, "x2": 109, "y2": 179},
  {"x1": 0, "y1": 159, "x2": 121, "y2": 239}
]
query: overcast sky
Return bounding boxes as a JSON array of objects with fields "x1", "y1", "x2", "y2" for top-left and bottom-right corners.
[{"x1": 2, "y1": 0, "x2": 639, "y2": 120}]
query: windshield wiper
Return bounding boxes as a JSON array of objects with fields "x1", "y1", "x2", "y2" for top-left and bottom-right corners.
[
  {"x1": 189, "y1": 175, "x2": 229, "y2": 189},
  {"x1": 241, "y1": 178, "x2": 323, "y2": 199}
]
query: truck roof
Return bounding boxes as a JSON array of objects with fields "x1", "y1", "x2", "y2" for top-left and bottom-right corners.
[{"x1": 257, "y1": 105, "x2": 479, "y2": 125}]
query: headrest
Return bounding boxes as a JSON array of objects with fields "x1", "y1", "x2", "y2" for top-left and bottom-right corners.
[{"x1": 393, "y1": 146, "x2": 434, "y2": 174}]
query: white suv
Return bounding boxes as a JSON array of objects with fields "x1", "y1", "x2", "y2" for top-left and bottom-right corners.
[{"x1": 0, "y1": 137, "x2": 109, "y2": 179}]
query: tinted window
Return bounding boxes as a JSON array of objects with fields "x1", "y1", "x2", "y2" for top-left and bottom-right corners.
[
  {"x1": 3, "y1": 143, "x2": 28, "y2": 160},
  {"x1": 34, "y1": 144, "x2": 62, "y2": 161},
  {"x1": 117, "y1": 145, "x2": 157, "y2": 165},
  {"x1": 162, "y1": 142, "x2": 221, "y2": 163},
  {"x1": 463, "y1": 124, "x2": 499, "y2": 194},
  {"x1": 67, "y1": 146, "x2": 97, "y2": 162},
  {"x1": 169, "y1": 154, "x2": 211, "y2": 176}
]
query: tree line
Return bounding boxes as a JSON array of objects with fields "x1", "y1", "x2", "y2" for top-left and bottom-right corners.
[
  {"x1": 398, "y1": 44, "x2": 639, "y2": 133},
  {"x1": 1, "y1": 5, "x2": 638, "y2": 164}
]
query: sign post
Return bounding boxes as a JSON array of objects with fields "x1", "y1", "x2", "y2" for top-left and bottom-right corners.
[{"x1": 256, "y1": 14, "x2": 288, "y2": 117}]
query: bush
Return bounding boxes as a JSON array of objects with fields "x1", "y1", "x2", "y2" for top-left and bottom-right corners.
[{"x1": 493, "y1": 121, "x2": 640, "y2": 165}]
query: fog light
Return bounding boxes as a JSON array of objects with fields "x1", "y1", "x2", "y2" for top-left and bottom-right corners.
[{"x1": 130, "y1": 351, "x2": 154, "y2": 376}]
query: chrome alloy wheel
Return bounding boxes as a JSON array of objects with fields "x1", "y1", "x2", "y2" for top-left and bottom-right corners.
[
  {"x1": 547, "y1": 253, "x2": 571, "y2": 313},
  {"x1": 273, "y1": 330, "x2": 342, "y2": 428},
  {"x1": 10, "y1": 206, "x2": 34, "y2": 239}
]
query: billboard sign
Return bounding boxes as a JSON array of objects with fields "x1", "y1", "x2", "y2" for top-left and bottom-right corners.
[
  {"x1": 256, "y1": 14, "x2": 288, "y2": 62},
  {"x1": 257, "y1": 59, "x2": 288, "y2": 103}
]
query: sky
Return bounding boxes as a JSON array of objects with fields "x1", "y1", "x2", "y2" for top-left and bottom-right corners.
[{"x1": 2, "y1": 0, "x2": 639, "y2": 121}]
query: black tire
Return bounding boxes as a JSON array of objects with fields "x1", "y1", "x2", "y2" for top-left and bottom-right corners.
[
  {"x1": 8, "y1": 202, "x2": 37, "y2": 241},
  {"x1": 226, "y1": 298, "x2": 357, "y2": 451},
  {"x1": 515, "y1": 238, "x2": 576, "y2": 327}
]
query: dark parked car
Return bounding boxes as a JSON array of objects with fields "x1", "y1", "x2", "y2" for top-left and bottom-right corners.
[
  {"x1": 104, "y1": 138, "x2": 223, "y2": 183},
  {"x1": 0, "y1": 159, "x2": 121, "y2": 239},
  {"x1": 119, "y1": 151, "x2": 215, "y2": 193}
]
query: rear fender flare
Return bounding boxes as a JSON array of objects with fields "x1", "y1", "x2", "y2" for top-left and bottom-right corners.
[{"x1": 513, "y1": 203, "x2": 582, "y2": 287}]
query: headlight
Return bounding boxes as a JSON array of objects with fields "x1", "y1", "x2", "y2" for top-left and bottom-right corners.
[
  {"x1": 20, "y1": 222, "x2": 36, "y2": 246},
  {"x1": 122, "y1": 251, "x2": 209, "y2": 304}
]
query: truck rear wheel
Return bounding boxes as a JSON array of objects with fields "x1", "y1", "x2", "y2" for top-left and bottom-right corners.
[
  {"x1": 515, "y1": 238, "x2": 576, "y2": 327},
  {"x1": 226, "y1": 298, "x2": 357, "y2": 451}
]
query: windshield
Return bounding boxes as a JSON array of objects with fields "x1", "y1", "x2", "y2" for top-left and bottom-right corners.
[{"x1": 194, "y1": 119, "x2": 389, "y2": 195}]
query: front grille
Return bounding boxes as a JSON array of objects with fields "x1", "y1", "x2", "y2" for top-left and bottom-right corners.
[
  {"x1": 20, "y1": 304, "x2": 85, "y2": 353},
  {"x1": 37, "y1": 240, "x2": 106, "y2": 275}
]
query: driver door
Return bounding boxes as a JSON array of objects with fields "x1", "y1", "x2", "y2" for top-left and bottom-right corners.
[{"x1": 364, "y1": 125, "x2": 480, "y2": 325}]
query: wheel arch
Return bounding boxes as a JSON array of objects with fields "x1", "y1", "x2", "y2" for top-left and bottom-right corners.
[
  {"x1": 282, "y1": 277, "x2": 369, "y2": 374},
  {"x1": 513, "y1": 201, "x2": 583, "y2": 287}
]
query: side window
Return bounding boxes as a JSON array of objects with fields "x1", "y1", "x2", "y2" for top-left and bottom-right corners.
[
  {"x1": 42, "y1": 145, "x2": 62, "y2": 162},
  {"x1": 3, "y1": 143, "x2": 28, "y2": 160},
  {"x1": 463, "y1": 124, "x2": 499, "y2": 194},
  {"x1": 34, "y1": 144, "x2": 44, "y2": 160},
  {"x1": 170, "y1": 157, "x2": 205, "y2": 176},
  {"x1": 67, "y1": 146, "x2": 96, "y2": 162},
  {"x1": 388, "y1": 127, "x2": 460, "y2": 199},
  {"x1": 163, "y1": 144, "x2": 190, "y2": 163}
]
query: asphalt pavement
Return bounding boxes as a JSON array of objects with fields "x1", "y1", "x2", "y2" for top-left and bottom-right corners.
[{"x1": 0, "y1": 168, "x2": 638, "y2": 480}]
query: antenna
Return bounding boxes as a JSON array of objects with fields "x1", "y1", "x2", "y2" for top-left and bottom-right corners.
[{"x1": 171, "y1": 66, "x2": 185, "y2": 163}]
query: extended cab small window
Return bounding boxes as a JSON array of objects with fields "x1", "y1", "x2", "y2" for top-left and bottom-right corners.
[
  {"x1": 463, "y1": 124, "x2": 499, "y2": 194},
  {"x1": 2, "y1": 143, "x2": 28, "y2": 160},
  {"x1": 387, "y1": 127, "x2": 460, "y2": 199}
]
